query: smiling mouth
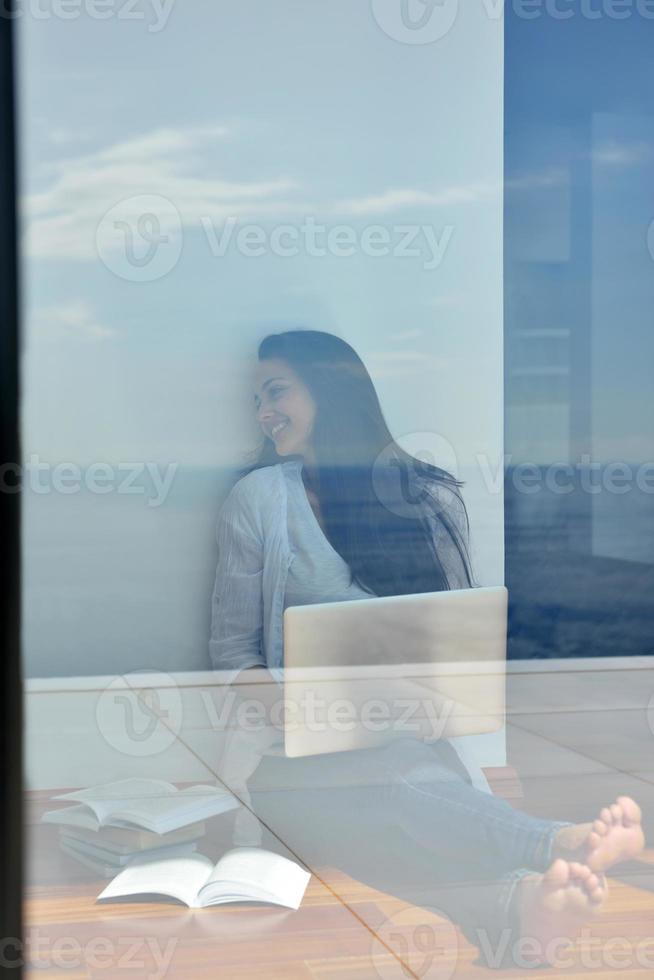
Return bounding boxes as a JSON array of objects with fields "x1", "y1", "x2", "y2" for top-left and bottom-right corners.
[{"x1": 270, "y1": 420, "x2": 289, "y2": 438}]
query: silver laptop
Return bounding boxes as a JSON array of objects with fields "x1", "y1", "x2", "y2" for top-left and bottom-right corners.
[{"x1": 280, "y1": 586, "x2": 508, "y2": 758}]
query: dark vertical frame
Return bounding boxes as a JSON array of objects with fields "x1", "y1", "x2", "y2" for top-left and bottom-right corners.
[{"x1": 0, "y1": 1, "x2": 22, "y2": 970}]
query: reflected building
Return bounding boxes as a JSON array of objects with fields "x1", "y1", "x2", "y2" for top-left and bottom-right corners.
[{"x1": 504, "y1": 10, "x2": 654, "y2": 659}]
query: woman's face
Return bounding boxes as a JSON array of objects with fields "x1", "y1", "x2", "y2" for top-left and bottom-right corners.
[{"x1": 254, "y1": 358, "x2": 317, "y2": 459}]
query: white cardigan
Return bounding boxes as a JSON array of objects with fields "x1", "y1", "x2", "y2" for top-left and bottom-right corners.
[
  {"x1": 208, "y1": 459, "x2": 488, "y2": 845},
  {"x1": 209, "y1": 456, "x2": 475, "y2": 675}
]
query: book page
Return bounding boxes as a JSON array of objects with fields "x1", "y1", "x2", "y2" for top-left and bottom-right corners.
[
  {"x1": 176, "y1": 784, "x2": 232, "y2": 799},
  {"x1": 55, "y1": 778, "x2": 176, "y2": 824},
  {"x1": 97, "y1": 853, "x2": 214, "y2": 908},
  {"x1": 42, "y1": 805, "x2": 101, "y2": 832},
  {"x1": 111, "y1": 786, "x2": 237, "y2": 834},
  {"x1": 54, "y1": 780, "x2": 235, "y2": 831},
  {"x1": 199, "y1": 848, "x2": 311, "y2": 910}
]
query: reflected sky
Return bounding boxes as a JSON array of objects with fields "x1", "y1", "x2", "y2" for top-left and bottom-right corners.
[
  {"x1": 505, "y1": 8, "x2": 654, "y2": 465},
  {"x1": 17, "y1": 2, "x2": 503, "y2": 472}
]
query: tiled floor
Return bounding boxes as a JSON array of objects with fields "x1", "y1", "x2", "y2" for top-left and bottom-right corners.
[{"x1": 25, "y1": 658, "x2": 654, "y2": 978}]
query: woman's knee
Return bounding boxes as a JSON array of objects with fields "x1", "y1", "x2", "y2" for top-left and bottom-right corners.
[{"x1": 378, "y1": 737, "x2": 462, "y2": 783}]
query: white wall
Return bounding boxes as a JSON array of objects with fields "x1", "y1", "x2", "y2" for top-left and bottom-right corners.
[{"x1": 19, "y1": 2, "x2": 504, "y2": 678}]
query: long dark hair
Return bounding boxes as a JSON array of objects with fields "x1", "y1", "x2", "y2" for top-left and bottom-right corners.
[{"x1": 242, "y1": 329, "x2": 473, "y2": 597}]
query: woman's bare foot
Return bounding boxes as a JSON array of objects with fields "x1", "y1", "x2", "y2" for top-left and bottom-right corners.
[
  {"x1": 554, "y1": 797, "x2": 645, "y2": 872},
  {"x1": 586, "y1": 797, "x2": 645, "y2": 872},
  {"x1": 516, "y1": 859, "x2": 606, "y2": 966}
]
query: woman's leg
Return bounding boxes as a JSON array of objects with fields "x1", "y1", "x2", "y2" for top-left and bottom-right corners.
[
  {"x1": 248, "y1": 776, "x2": 531, "y2": 966},
  {"x1": 248, "y1": 740, "x2": 643, "y2": 968},
  {"x1": 248, "y1": 734, "x2": 570, "y2": 875},
  {"x1": 361, "y1": 737, "x2": 569, "y2": 876},
  {"x1": 248, "y1": 776, "x2": 608, "y2": 970},
  {"x1": 368, "y1": 740, "x2": 645, "y2": 877}
]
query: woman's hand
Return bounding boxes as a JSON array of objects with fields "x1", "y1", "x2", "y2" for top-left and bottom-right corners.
[{"x1": 230, "y1": 666, "x2": 284, "y2": 733}]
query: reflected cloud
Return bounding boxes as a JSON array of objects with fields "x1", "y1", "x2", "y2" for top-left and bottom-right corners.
[
  {"x1": 23, "y1": 124, "x2": 302, "y2": 260},
  {"x1": 33, "y1": 300, "x2": 116, "y2": 343},
  {"x1": 504, "y1": 167, "x2": 568, "y2": 190},
  {"x1": 22, "y1": 128, "x2": 566, "y2": 266},
  {"x1": 335, "y1": 183, "x2": 494, "y2": 216},
  {"x1": 591, "y1": 140, "x2": 653, "y2": 167},
  {"x1": 366, "y1": 349, "x2": 452, "y2": 379},
  {"x1": 390, "y1": 328, "x2": 424, "y2": 342},
  {"x1": 338, "y1": 169, "x2": 566, "y2": 216}
]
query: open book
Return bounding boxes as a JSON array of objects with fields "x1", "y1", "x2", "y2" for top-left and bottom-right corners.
[
  {"x1": 48, "y1": 778, "x2": 239, "y2": 835},
  {"x1": 97, "y1": 848, "x2": 311, "y2": 910}
]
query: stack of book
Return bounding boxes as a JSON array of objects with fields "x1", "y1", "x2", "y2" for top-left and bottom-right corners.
[{"x1": 41, "y1": 777, "x2": 240, "y2": 877}]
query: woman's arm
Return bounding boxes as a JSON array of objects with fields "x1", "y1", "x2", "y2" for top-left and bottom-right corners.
[
  {"x1": 209, "y1": 485, "x2": 267, "y2": 673},
  {"x1": 210, "y1": 484, "x2": 286, "y2": 733}
]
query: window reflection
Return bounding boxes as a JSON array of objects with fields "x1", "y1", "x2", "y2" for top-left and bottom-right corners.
[{"x1": 505, "y1": 10, "x2": 654, "y2": 659}]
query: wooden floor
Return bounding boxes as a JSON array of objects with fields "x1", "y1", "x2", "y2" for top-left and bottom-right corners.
[{"x1": 25, "y1": 659, "x2": 654, "y2": 978}]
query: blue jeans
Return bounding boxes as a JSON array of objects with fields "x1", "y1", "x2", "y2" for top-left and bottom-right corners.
[{"x1": 248, "y1": 737, "x2": 571, "y2": 967}]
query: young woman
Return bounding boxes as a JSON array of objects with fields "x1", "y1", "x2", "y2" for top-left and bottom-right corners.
[{"x1": 210, "y1": 329, "x2": 644, "y2": 968}]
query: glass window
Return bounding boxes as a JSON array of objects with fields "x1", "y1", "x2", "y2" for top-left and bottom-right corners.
[{"x1": 505, "y1": 8, "x2": 654, "y2": 659}]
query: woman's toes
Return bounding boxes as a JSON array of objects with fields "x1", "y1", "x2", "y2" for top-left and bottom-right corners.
[
  {"x1": 600, "y1": 807, "x2": 612, "y2": 825},
  {"x1": 545, "y1": 858, "x2": 570, "y2": 887},
  {"x1": 593, "y1": 819, "x2": 607, "y2": 836},
  {"x1": 586, "y1": 869, "x2": 607, "y2": 904},
  {"x1": 617, "y1": 796, "x2": 642, "y2": 826},
  {"x1": 610, "y1": 803, "x2": 622, "y2": 822}
]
